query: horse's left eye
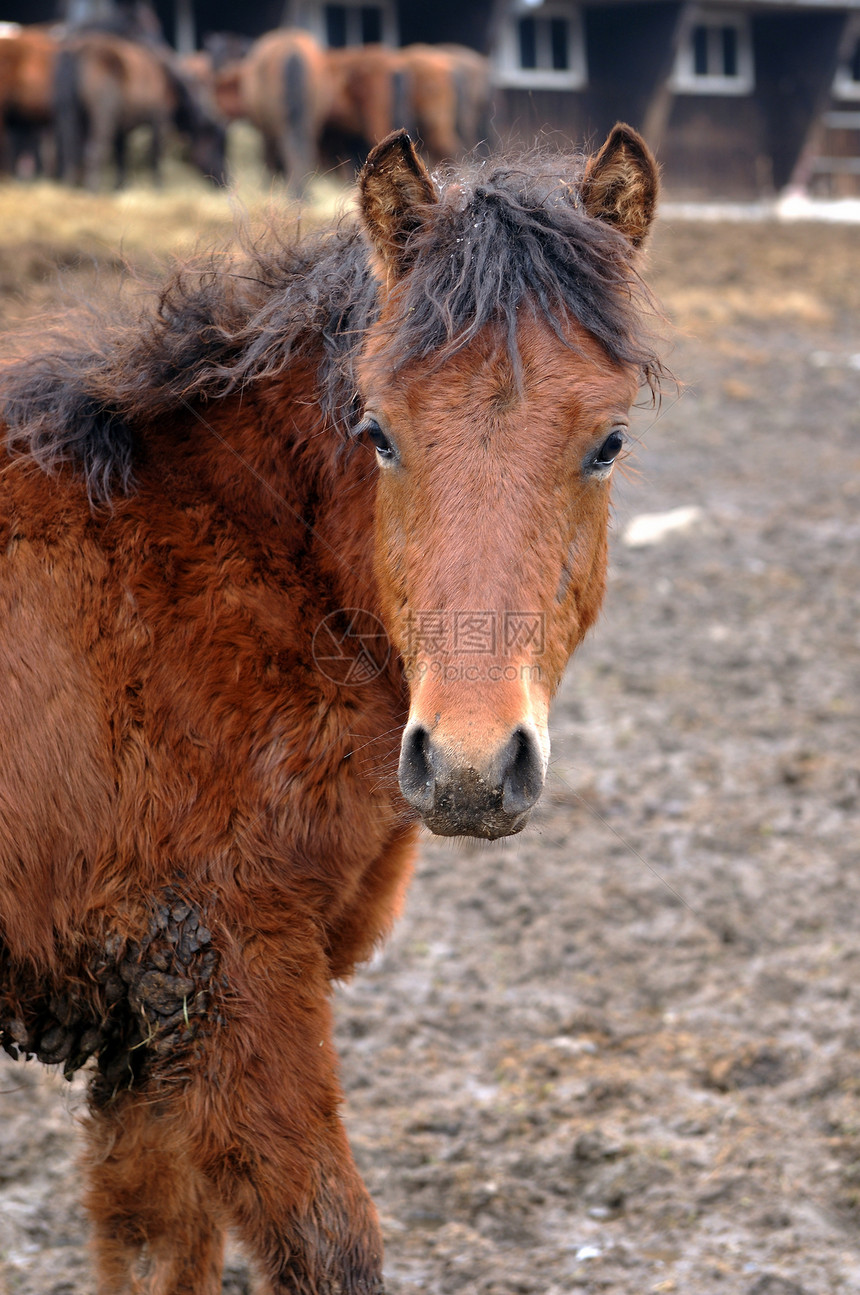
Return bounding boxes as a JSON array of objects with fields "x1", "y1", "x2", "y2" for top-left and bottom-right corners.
[{"x1": 590, "y1": 429, "x2": 626, "y2": 470}]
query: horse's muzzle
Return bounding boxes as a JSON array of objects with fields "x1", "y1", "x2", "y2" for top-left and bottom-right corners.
[{"x1": 398, "y1": 721, "x2": 545, "y2": 839}]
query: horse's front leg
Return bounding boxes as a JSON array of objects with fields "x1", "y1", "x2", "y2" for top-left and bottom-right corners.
[
  {"x1": 83, "y1": 1091, "x2": 225, "y2": 1295},
  {"x1": 149, "y1": 114, "x2": 167, "y2": 188},
  {"x1": 180, "y1": 922, "x2": 384, "y2": 1295},
  {"x1": 113, "y1": 129, "x2": 129, "y2": 190}
]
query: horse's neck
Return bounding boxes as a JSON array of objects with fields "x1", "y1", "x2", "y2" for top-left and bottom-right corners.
[{"x1": 204, "y1": 369, "x2": 381, "y2": 619}]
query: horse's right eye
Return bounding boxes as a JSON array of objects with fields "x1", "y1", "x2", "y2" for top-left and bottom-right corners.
[
  {"x1": 594, "y1": 429, "x2": 625, "y2": 465},
  {"x1": 361, "y1": 418, "x2": 397, "y2": 461},
  {"x1": 585, "y1": 427, "x2": 627, "y2": 477}
]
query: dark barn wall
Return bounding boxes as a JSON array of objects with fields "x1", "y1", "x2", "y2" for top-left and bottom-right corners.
[
  {"x1": 584, "y1": 1, "x2": 682, "y2": 138},
  {"x1": 491, "y1": 1, "x2": 819, "y2": 198},
  {"x1": 753, "y1": 9, "x2": 848, "y2": 188},
  {"x1": 490, "y1": 88, "x2": 590, "y2": 152},
  {"x1": 2, "y1": 1, "x2": 63, "y2": 21},
  {"x1": 396, "y1": 0, "x2": 493, "y2": 52},
  {"x1": 150, "y1": 0, "x2": 285, "y2": 42},
  {"x1": 651, "y1": 10, "x2": 849, "y2": 198},
  {"x1": 147, "y1": 0, "x2": 496, "y2": 53},
  {"x1": 658, "y1": 95, "x2": 767, "y2": 197}
]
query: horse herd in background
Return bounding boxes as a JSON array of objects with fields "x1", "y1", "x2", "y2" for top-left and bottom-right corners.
[{"x1": 0, "y1": 20, "x2": 492, "y2": 192}]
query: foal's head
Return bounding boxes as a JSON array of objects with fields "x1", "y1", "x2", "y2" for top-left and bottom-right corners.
[{"x1": 356, "y1": 127, "x2": 660, "y2": 839}]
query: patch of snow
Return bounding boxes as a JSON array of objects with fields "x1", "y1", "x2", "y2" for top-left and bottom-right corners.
[
  {"x1": 621, "y1": 506, "x2": 705, "y2": 548},
  {"x1": 660, "y1": 191, "x2": 860, "y2": 225}
]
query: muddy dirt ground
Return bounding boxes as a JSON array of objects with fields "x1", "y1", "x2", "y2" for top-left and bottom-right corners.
[{"x1": 0, "y1": 184, "x2": 857, "y2": 1295}]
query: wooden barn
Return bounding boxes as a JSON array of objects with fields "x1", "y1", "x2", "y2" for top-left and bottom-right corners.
[{"x1": 6, "y1": 0, "x2": 860, "y2": 195}]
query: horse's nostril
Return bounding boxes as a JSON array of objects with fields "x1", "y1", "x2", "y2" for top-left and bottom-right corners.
[
  {"x1": 501, "y1": 726, "x2": 545, "y2": 815},
  {"x1": 398, "y1": 723, "x2": 436, "y2": 813}
]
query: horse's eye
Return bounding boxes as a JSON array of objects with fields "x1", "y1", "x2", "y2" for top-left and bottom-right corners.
[
  {"x1": 590, "y1": 429, "x2": 626, "y2": 471},
  {"x1": 360, "y1": 418, "x2": 396, "y2": 461}
]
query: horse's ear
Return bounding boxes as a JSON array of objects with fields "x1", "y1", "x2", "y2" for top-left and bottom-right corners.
[
  {"x1": 358, "y1": 129, "x2": 438, "y2": 282},
  {"x1": 580, "y1": 123, "x2": 658, "y2": 249}
]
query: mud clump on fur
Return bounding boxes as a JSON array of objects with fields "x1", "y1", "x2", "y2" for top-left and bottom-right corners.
[{"x1": 0, "y1": 890, "x2": 219, "y2": 1100}]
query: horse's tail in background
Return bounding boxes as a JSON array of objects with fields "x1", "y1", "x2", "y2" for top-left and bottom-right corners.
[
  {"x1": 391, "y1": 64, "x2": 413, "y2": 139},
  {"x1": 285, "y1": 49, "x2": 307, "y2": 139},
  {"x1": 453, "y1": 65, "x2": 470, "y2": 154},
  {"x1": 53, "y1": 46, "x2": 83, "y2": 184},
  {"x1": 453, "y1": 61, "x2": 490, "y2": 154},
  {"x1": 282, "y1": 47, "x2": 311, "y2": 187}
]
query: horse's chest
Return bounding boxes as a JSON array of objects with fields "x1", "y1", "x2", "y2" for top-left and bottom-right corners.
[{"x1": 108, "y1": 582, "x2": 398, "y2": 854}]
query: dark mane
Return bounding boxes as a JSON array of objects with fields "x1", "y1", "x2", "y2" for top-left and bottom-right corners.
[
  {"x1": 379, "y1": 151, "x2": 664, "y2": 384},
  {"x1": 0, "y1": 149, "x2": 665, "y2": 503},
  {"x1": 0, "y1": 223, "x2": 378, "y2": 503}
]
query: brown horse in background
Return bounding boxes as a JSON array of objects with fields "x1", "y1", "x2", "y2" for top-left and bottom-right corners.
[
  {"x1": 0, "y1": 126, "x2": 662, "y2": 1292},
  {"x1": 0, "y1": 23, "x2": 59, "y2": 176},
  {"x1": 438, "y1": 42, "x2": 492, "y2": 152},
  {"x1": 324, "y1": 42, "x2": 408, "y2": 167},
  {"x1": 55, "y1": 31, "x2": 226, "y2": 189},
  {"x1": 323, "y1": 41, "x2": 491, "y2": 169},
  {"x1": 216, "y1": 27, "x2": 332, "y2": 192},
  {"x1": 401, "y1": 42, "x2": 492, "y2": 162}
]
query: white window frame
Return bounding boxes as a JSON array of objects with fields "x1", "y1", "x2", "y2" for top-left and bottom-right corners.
[
  {"x1": 670, "y1": 8, "x2": 754, "y2": 96},
  {"x1": 492, "y1": 0, "x2": 587, "y2": 91},
  {"x1": 287, "y1": 0, "x2": 398, "y2": 49},
  {"x1": 834, "y1": 16, "x2": 860, "y2": 100}
]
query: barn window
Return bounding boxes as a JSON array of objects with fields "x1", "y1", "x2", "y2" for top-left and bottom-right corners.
[
  {"x1": 834, "y1": 17, "x2": 860, "y2": 98},
  {"x1": 671, "y1": 9, "x2": 754, "y2": 94},
  {"x1": 323, "y1": 3, "x2": 386, "y2": 46},
  {"x1": 492, "y1": 0, "x2": 587, "y2": 89},
  {"x1": 285, "y1": 0, "x2": 398, "y2": 48}
]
